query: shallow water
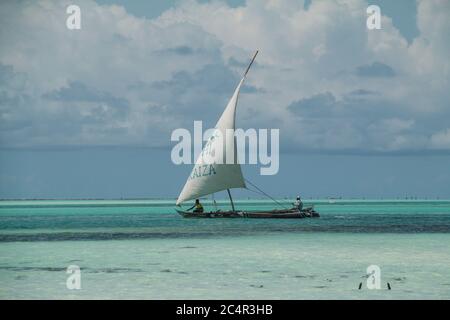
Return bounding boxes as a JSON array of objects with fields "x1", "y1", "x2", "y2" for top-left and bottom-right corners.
[{"x1": 1, "y1": 199, "x2": 449, "y2": 299}]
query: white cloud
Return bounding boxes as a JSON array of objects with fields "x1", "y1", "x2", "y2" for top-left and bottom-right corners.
[
  {"x1": 431, "y1": 129, "x2": 450, "y2": 149},
  {"x1": 0, "y1": 0, "x2": 449, "y2": 152}
]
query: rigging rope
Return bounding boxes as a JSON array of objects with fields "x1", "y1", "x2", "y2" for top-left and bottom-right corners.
[{"x1": 244, "y1": 178, "x2": 290, "y2": 210}]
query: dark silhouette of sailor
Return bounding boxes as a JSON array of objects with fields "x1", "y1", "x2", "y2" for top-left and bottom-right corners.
[{"x1": 188, "y1": 199, "x2": 204, "y2": 213}]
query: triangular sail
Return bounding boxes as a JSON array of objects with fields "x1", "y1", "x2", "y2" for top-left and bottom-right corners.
[{"x1": 176, "y1": 51, "x2": 258, "y2": 205}]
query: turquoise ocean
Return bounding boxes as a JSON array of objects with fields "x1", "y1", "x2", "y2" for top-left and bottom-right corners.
[{"x1": 1, "y1": 199, "x2": 449, "y2": 299}]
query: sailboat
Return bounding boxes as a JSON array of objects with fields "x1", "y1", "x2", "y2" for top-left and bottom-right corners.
[{"x1": 175, "y1": 51, "x2": 319, "y2": 218}]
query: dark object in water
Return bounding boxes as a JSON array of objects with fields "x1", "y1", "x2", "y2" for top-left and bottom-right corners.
[
  {"x1": 176, "y1": 207, "x2": 320, "y2": 219},
  {"x1": 358, "y1": 282, "x2": 362, "y2": 290},
  {"x1": 387, "y1": 282, "x2": 392, "y2": 290}
]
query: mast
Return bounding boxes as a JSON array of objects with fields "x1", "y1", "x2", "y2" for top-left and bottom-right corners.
[
  {"x1": 176, "y1": 50, "x2": 258, "y2": 206},
  {"x1": 244, "y1": 50, "x2": 258, "y2": 78},
  {"x1": 227, "y1": 189, "x2": 235, "y2": 212},
  {"x1": 224, "y1": 51, "x2": 257, "y2": 213}
]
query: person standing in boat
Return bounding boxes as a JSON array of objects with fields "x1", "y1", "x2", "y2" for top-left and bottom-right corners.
[
  {"x1": 188, "y1": 199, "x2": 204, "y2": 213},
  {"x1": 294, "y1": 196, "x2": 303, "y2": 210}
]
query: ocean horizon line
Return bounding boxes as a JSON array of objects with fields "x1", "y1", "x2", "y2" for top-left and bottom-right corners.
[{"x1": 1, "y1": 197, "x2": 449, "y2": 202}]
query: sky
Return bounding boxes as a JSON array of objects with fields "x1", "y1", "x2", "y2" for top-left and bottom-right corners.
[{"x1": 0, "y1": 0, "x2": 449, "y2": 199}]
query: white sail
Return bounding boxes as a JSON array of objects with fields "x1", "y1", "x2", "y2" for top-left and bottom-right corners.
[{"x1": 176, "y1": 51, "x2": 258, "y2": 205}]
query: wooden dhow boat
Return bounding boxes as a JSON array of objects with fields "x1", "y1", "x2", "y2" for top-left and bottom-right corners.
[
  {"x1": 175, "y1": 207, "x2": 319, "y2": 219},
  {"x1": 175, "y1": 51, "x2": 319, "y2": 219}
]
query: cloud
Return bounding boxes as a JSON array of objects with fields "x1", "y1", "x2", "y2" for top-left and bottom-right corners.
[
  {"x1": 356, "y1": 62, "x2": 396, "y2": 77},
  {"x1": 131, "y1": 63, "x2": 241, "y2": 123},
  {"x1": 0, "y1": 64, "x2": 34, "y2": 135},
  {"x1": 431, "y1": 129, "x2": 450, "y2": 149},
  {"x1": 347, "y1": 89, "x2": 379, "y2": 96},
  {"x1": 288, "y1": 93, "x2": 336, "y2": 118},
  {"x1": 286, "y1": 89, "x2": 425, "y2": 151},
  {"x1": 0, "y1": 0, "x2": 449, "y2": 153},
  {"x1": 164, "y1": 45, "x2": 195, "y2": 56},
  {"x1": 43, "y1": 81, "x2": 129, "y2": 109}
]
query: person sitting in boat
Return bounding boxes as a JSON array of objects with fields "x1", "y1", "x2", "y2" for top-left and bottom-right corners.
[
  {"x1": 294, "y1": 196, "x2": 303, "y2": 211},
  {"x1": 188, "y1": 199, "x2": 204, "y2": 213}
]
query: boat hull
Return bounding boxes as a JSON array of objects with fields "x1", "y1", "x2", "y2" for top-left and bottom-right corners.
[{"x1": 175, "y1": 208, "x2": 320, "y2": 219}]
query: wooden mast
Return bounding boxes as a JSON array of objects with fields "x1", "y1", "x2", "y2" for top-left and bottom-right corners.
[
  {"x1": 227, "y1": 189, "x2": 235, "y2": 212},
  {"x1": 244, "y1": 50, "x2": 258, "y2": 77}
]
